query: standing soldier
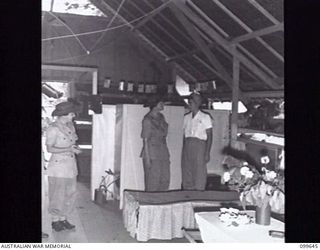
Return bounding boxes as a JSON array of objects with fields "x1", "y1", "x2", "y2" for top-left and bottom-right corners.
[{"x1": 182, "y1": 92, "x2": 213, "y2": 190}]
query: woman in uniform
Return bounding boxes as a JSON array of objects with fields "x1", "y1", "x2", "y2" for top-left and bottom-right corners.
[
  {"x1": 140, "y1": 97, "x2": 170, "y2": 191},
  {"x1": 46, "y1": 101, "x2": 82, "y2": 232}
]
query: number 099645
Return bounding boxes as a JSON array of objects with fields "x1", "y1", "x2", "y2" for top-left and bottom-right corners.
[{"x1": 300, "y1": 244, "x2": 318, "y2": 248}]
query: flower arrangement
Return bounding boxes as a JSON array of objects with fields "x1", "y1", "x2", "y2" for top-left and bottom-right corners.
[{"x1": 222, "y1": 150, "x2": 285, "y2": 214}]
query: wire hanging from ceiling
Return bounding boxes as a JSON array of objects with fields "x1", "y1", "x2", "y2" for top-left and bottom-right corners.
[
  {"x1": 89, "y1": 0, "x2": 126, "y2": 53},
  {"x1": 45, "y1": 30, "x2": 124, "y2": 63},
  {"x1": 47, "y1": 11, "x2": 90, "y2": 54},
  {"x1": 42, "y1": 0, "x2": 172, "y2": 42}
]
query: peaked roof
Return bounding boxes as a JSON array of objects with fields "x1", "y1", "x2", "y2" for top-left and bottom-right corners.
[{"x1": 90, "y1": 0, "x2": 284, "y2": 99}]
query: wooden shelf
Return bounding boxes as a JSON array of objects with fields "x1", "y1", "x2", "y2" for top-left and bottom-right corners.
[
  {"x1": 237, "y1": 137, "x2": 284, "y2": 149},
  {"x1": 238, "y1": 128, "x2": 284, "y2": 138}
]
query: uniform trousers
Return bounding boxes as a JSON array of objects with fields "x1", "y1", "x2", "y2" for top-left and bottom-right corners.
[
  {"x1": 48, "y1": 176, "x2": 77, "y2": 222},
  {"x1": 181, "y1": 137, "x2": 207, "y2": 190},
  {"x1": 143, "y1": 159, "x2": 170, "y2": 191}
]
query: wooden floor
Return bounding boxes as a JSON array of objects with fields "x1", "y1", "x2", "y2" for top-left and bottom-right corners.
[{"x1": 42, "y1": 179, "x2": 188, "y2": 243}]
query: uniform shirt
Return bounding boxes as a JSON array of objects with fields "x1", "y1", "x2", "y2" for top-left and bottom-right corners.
[
  {"x1": 46, "y1": 122, "x2": 78, "y2": 178},
  {"x1": 183, "y1": 110, "x2": 213, "y2": 140},
  {"x1": 140, "y1": 112, "x2": 170, "y2": 160}
]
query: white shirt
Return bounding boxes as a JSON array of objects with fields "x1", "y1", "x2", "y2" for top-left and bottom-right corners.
[{"x1": 183, "y1": 110, "x2": 213, "y2": 140}]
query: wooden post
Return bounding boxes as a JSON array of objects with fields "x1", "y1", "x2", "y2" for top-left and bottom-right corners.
[
  {"x1": 231, "y1": 46, "x2": 240, "y2": 146},
  {"x1": 171, "y1": 62, "x2": 177, "y2": 83},
  {"x1": 92, "y1": 70, "x2": 98, "y2": 95}
]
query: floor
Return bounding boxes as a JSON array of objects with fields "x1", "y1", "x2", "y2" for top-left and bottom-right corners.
[{"x1": 42, "y1": 179, "x2": 188, "y2": 243}]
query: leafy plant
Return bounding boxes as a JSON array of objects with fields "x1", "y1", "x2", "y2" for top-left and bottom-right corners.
[{"x1": 222, "y1": 151, "x2": 285, "y2": 214}]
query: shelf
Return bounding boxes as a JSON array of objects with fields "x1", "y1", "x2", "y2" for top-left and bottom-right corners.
[
  {"x1": 238, "y1": 128, "x2": 284, "y2": 138},
  {"x1": 237, "y1": 137, "x2": 284, "y2": 149}
]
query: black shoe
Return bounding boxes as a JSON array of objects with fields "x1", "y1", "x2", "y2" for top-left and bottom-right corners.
[
  {"x1": 42, "y1": 232, "x2": 49, "y2": 238},
  {"x1": 60, "y1": 220, "x2": 76, "y2": 230},
  {"x1": 52, "y1": 221, "x2": 64, "y2": 232}
]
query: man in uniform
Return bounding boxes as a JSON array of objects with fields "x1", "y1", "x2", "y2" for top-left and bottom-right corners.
[{"x1": 181, "y1": 92, "x2": 213, "y2": 190}]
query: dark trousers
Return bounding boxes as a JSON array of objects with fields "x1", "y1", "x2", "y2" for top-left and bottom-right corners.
[
  {"x1": 143, "y1": 159, "x2": 170, "y2": 191},
  {"x1": 181, "y1": 138, "x2": 207, "y2": 190}
]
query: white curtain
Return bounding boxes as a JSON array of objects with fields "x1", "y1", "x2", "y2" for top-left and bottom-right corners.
[
  {"x1": 91, "y1": 105, "x2": 116, "y2": 200},
  {"x1": 117, "y1": 105, "x2": 146, "y2": 209},
  {"x1": 91, "y1": 105, "x2": 230, "y2": 207},
  {"x1": 117, "y1": 105, "x2": 185, "y2": 209},
  {"x1": 205, "y1": 110, "x2": 231, "y2": 176}
]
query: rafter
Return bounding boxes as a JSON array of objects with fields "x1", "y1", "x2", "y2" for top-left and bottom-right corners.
[
  {"x1": 139, "y1": 0, "x2": 228, "y2": 79},
  {"x1": 129, "y1": 0, "x2": 191, "y2": 54},
  {"x1": 231, "y1": 45, "x2": 240, "y2": 141},
  {"x1": 192, "y1": 25, "x2": 262, "y2": 83},
  {"x1": 212, "y1": 0, "x2": 283, "y2": 63},
  {"x1": 135, "y1": 0, "x2": 255, "y2": 86},
  {"x1": 193, "y1": 55, "x2": 225, "y2": 81},
  {"x1": 130, "y1": 0, "x2": 245, "y2": 90},
  {"x1": 243, "y1": 90, "x2": 283, "y2": 98},
  {"x1": 231, "y1": 23, "x2": 283, "y2": 44},
  {"x1": 91, "y1": 0, "x2": 196, "y2": 82},
  {"x1": 186, "y1": 0, "x2": 277, "y2": 78},
  {"x1": 132, "y1": 0, "x2": 170, "y2": 30},
  {"x1": 181, "y1": 90, "x2": 283, "y2": 99},
  {"x1": 140, "y1": 23, "x2": 206, "y2": 79},
  {"x1": 248, "y1": 0, "x2": 281, "y2": 25},
  {"x1": 115, "y1": 0, "x2": 205, "y2": 80},
  {"x1": 169, "y1": 2, "x2": 234, "y2": 89},
  {"x1": 140, "y1": 0, "x2": 197, "y2": 48},
  {"x1": 139, "y1": 0, "x2": 240, "y2": 79},
  {"x1": 238, "y1": 45, "x2": 277, "y2": 78},
  {"x1": 173, "y1": 0, "x2": 280, "y2": 89}
]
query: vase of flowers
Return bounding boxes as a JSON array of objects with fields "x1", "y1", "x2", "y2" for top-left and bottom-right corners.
[{"x1": 221, "y1": 150, "x2": 285, "y2": 225}]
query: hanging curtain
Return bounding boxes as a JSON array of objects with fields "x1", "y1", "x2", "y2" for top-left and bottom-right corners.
[
  {"x1": 117, "y1": 105, "x2": 185, "y2": 209},
  {"x1": 91, "y1": 105, "x2": 116, "y2": 200}
]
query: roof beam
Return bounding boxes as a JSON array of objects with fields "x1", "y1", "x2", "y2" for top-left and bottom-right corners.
[
  {"x1": 131, "y1": 0, "x2": 244, "y2": 89},
  {"x1": 231, "y1": 23, "x2": 284, "y2": 44},
  {"x1": 243, "y1": 90, "x2": 283, "y2": 98},
  {"x1": 42, "y1": 64, "x2": 98, "y2": 72},
  {"x1": 193, "y1": 55, "x2": 225, "y2": 81},
  {"x1": 211, "y1": 0, "x2": 284, "y2": 63},
  {"x1": 173, "y1": 0, "x2": 280, "y2": 89},
  {"x1": 169, "y1": 2, "x2": 234, "y2": 89},
  {"x1": 181, "y1": 90, "x2": 283, "y2": 100},
  {"x1": 120, "y1": 0, "x2": 205, "y2": 80},
  {"x1": 248, "y1": 0, "x2": 281, "y2": 25},
  {"x1": 129, "y1": 0, "x2": 191, "y2": 55},
  {"x1": 138, "y1": 0, "x2": 242, "y2": 83},
  {"x1": 193, "y1": 25, "x2": 261, "y2": 83},
  {"x1": 182, "y1": 0, "x2": 277, "y2": 78},
  {"x1": 91, "y1": 0, "x2": 196, "y2": 82},
  {"x1": 139, "y1": 0, "x2": 255, "y2": 85},
  {"x1": 231, "y1": 45, "x2": 240, "y2": 141},
  {"x1": 237, "y1": 44, "x2": 277, "y2": 78},
  {"x1": 140, "y1": 0, "x2": 199, "y2": 49},
  {"x1": 132, "y1": 0, "x2": 211, "y2": 79},
  {"x1": 132, "y1": 1, "x2": 170, "y2": 30}
]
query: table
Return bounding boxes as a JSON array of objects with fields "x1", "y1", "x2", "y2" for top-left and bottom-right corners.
[
  {"x1": 195, "y1": 211, "x2": 284, "y2": 243},
  {"x1": 122, "y1": 190, "x2": 240, "y2": 241}
]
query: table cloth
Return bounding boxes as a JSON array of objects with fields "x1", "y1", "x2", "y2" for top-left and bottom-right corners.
[
  {"x1": 195, "y1": 210, "x2": 284, "y2": 243},
  {"x1": 122, "y1": 190, "x2": 239, "y2": 241}
]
